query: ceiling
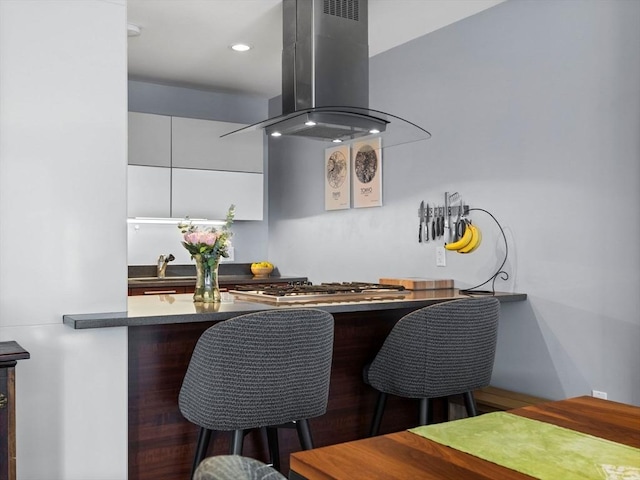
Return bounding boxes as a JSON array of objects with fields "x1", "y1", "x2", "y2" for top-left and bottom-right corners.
[{"x1": 127, "y1": 0, "x2": 505, "y2": 98}]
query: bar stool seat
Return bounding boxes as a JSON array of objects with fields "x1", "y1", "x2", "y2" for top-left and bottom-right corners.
[{"x1": 363, "y1": 297, "x2": 500, "y2": 436}]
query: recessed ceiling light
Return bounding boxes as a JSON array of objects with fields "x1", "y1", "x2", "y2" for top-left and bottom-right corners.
[
  {"x1": 369, "y1": 129, "x2": 380, "y2": 134},
  {"x1": 305, "y1": 121, "x2": 317, "y2": 126},
  {"x1": 271, "y1": 132, "x2": 282, "y2": 137},
  {"x1": 231, "y1": 43, "x2": 251, "y2": 52},
  {"x1": 332, "y1": 139, "x2": 343, "y2": 143},
  {"x1": 127, "y1": 23, "x2": 141, "y2": 37}
]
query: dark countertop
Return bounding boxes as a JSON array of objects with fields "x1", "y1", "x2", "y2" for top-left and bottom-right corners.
[
  {"x1": 128, "y1": 274, "x2": 308, "y2": 288},
  {"x1": 63, "y1": 289, "x2": 527, "y2": 329}
]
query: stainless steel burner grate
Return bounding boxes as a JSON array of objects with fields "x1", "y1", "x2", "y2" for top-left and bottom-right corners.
[{"x1": 230, "y1": 282, "x2": 408, "y2": 304}]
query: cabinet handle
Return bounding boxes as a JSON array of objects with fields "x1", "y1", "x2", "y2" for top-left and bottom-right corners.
[
  {"x1": 143, "y1": 290, "x2": 177, "y2": 295},
  {"x1": 0, "y1": 393, "x2": 7, "y2": 409}
]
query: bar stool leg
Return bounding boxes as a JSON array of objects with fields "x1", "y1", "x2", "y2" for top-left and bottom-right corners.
[
  {"x1": 463, "y1": 391, "x2": 478, "y2": 417},
  {"x1": 295, "y1": 419, "x2": 314, "y2": 450},
  {"x1": 230, "y1": 429, "x2": 245, "y2": 455},
  {"x1": 369, "y1": 391, "x2": 388, "y2": 437},
  {"x1": 266, "y1": 426, "x2": 281, "y2": 471},
  {"x1": 191, "y1": 427, "x2": 212, "y2": 480},
  {"x1": 419, "y1": 398, "x2": 429, "y2": 425}
]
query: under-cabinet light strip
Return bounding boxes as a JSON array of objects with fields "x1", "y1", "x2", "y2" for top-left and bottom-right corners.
[{"x1": 126, "y1": 218, "x2": 226, "y2": 226}]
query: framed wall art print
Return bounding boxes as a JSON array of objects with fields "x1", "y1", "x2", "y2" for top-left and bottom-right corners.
[
  {"x1": 351, "y1": 137, "x2": 382, "y2": 208},
  {"x1": 324, "y1": 144, "x2": 350, "y2": 210}
]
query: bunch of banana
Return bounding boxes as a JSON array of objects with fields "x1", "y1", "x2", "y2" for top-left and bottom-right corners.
[{"x1": 444, "y1": 220, "x2": 482, "y2": 253}]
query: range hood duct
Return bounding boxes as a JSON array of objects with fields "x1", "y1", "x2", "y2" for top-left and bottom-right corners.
[
  {"x1": 222, "y1": 0, "x2": 431, "y2": 147},
  {"x1": 282, "y1": 0, "x2": 369, "y2": 116}
]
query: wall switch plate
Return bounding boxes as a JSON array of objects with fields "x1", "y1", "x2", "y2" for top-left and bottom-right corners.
[
  {"x1": 436, "y1": 246, "x2": 446, "y2": 267},
  {"x1": 591, "y1": 390, "x2": 607, "y2": 400}
]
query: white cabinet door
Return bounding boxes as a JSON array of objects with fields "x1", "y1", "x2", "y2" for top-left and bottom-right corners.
[
  {"x1": 127, "y1": 165, "x2": 171, "y2": 218},
  {"x1": 128, "y1": 112, "x2": 171, "y2": 167},
  {"x1": 171, "y1": 117, "x2": 263, "y2": 173},
  {"x1": 171, "y1": 169, "x2": 263, "y2": 220}
]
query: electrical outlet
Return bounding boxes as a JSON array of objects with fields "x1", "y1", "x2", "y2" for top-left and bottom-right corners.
[
  {"x1": 436, "y1": 246, "x2": 446, "y2": 267},
  {"x1": 591, "y1": 390, "x2": 607, "y2": 400},
  {"x1": 220, "y1": 246, "x2": 234, "y2": 262}
]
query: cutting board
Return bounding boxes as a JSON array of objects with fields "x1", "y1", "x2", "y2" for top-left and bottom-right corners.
[{"x1": 379, "y1": 277, "x2": 454, "y2": 291}]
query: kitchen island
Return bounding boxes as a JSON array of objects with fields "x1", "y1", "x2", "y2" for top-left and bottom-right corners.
[
  {"x1": 64, "y1": 289, "x2": 525, "y2": 329},
  {"x1": 63, "y1": 290, "x2": 527, "y2": 479}
]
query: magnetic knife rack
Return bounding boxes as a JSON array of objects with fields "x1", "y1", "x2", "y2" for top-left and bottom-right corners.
[{"x1": 419, "y1": 192, "x2": 471, "y2": 243}]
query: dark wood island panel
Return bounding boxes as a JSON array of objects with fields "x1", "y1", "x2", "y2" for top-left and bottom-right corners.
[{"x1": 128, "y1": 307, "x2": 432, "y2": 480}]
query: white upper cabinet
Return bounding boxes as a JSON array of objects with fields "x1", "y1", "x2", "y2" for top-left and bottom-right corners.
[
  {"x1": 128, "y1": 112, "x2": 171, "y2": 167},
  {"x1": 171, "y1": 169, "x2": 263, "y2": 220},
  {"x1": 127, "y1": 165, "x2": 171, "y2": 218},
  {"x1": 127, "y1": 112, "x2": 264, "y2": 221},
  {"x1": 171, "y1": 117, "x2": 263, "y2": 173}
]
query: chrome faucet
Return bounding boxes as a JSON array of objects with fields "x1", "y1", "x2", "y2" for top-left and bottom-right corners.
[{"x1": 157, "y1": 253, "x2": 175, "y2": 278}]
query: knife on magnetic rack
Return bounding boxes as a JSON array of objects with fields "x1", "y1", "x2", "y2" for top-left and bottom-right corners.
[
  {"x1": 418, "y1": 201, "x2": 425, "y2": 243},
  {"x1": 424, "y1": 203, "x2": 430, "y2": 242}
]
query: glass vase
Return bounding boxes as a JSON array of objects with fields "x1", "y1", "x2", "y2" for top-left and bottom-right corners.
[{"x1": 193, "y1": 253, "x2": 221, "y2": 303}]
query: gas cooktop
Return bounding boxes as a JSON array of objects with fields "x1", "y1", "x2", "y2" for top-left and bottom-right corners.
[{"x1": 230, "y1": 282, "x2": 408, "y2": 305}]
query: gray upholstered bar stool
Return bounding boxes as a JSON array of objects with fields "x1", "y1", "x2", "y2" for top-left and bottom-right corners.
[
  {"x1": 179, "y1": 308, "x2": 335, "y2": 478},
  {"x1": 194, "y1": 455, "x2": 285, "y2": 480},
  {"x1": 363, "y1": 297, "x2": 500, "y2": 436}
]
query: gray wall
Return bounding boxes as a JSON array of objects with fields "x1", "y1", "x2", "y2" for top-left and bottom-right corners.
[
  {"x1": 128, "y1": 80, "x2": 270, "y2": 264},
  {"x1": 129, "y1": 79, "x2": 268, "y2": 123},
  {"x1": 267, "y1": 0, "x2": 640, "y2": 404}
]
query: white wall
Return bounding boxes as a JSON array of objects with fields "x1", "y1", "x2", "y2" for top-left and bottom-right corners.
[
  {"x1": 267, "y1": 0, "x2": 640, "y2": 404},
  {"x1": 0, "y1": 1, "x2": 128, "y2": 479}
]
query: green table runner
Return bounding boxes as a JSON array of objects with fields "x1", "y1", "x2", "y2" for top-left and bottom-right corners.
[{"x1": 409, "y1": 412, "x2": 640, "y2": 480}]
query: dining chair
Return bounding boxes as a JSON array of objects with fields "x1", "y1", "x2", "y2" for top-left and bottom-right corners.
[
  {"x1": 179, "y1": 308, "x2": 335, "y2": 478},
  {"x1": 194, "y1": 455, "x2": 286, "y2": 480},
  {"x1": 363, "y1": 297, "x2": 500, "y2": 436}
]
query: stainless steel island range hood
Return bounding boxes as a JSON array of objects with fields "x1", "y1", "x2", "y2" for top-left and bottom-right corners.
[{"x1": 223, "y1": 0, "x2": 431, "y2": 148}]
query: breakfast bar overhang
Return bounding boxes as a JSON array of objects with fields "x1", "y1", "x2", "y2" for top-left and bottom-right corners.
[{"x1": 64, "y1": 290, "x2": 526, "y2": 479}]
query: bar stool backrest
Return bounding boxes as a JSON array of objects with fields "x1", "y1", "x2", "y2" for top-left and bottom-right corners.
[
  {"x1": 367, "y1": 297, "x2": 500, "y2": 398},
  {"x1": 194, "y1": 455, "x2": 286, "y2": 480},
  {"x1": 179, "y1": 308, "x2": 335, "y2": 431}
]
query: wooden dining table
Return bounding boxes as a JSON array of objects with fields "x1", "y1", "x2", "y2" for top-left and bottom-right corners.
[{"x1": 289, "y1": 396, "x2": 640, "y2": 479}]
